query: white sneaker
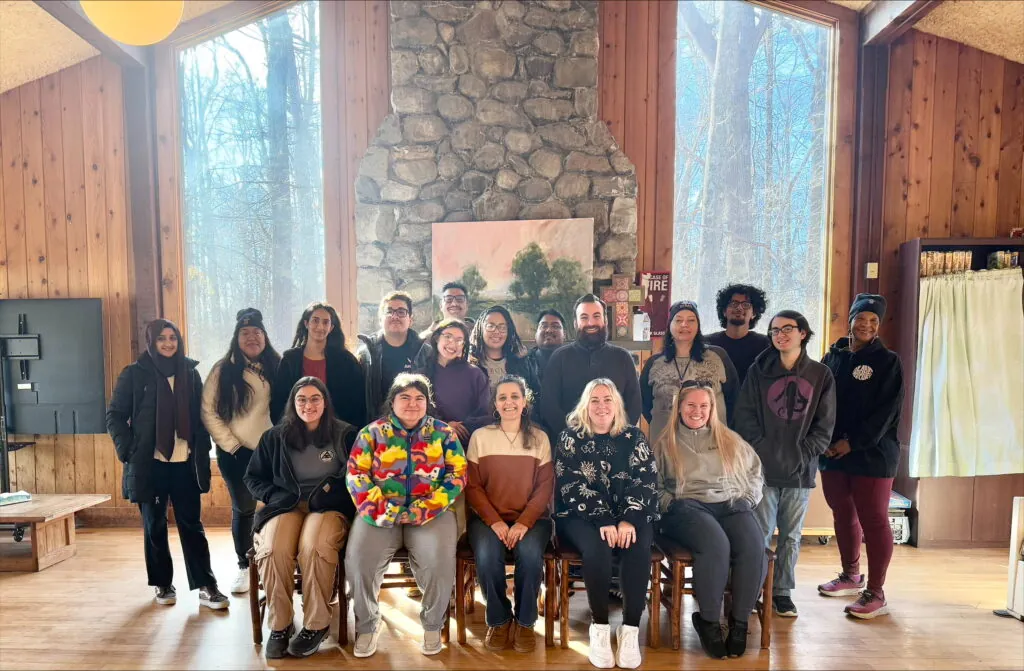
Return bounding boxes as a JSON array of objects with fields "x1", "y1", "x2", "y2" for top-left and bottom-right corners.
[
  {"x1": 615, "y1": 624, "x2": 642, "y2": 669},
  {"x1": 588, "y1": 623, "x2": 615, "y2": 669},
  {"x1": 421, "y1": 629, "x2": 443, "y2": 655},
  {"x1": 231, "y1": 568, "x2": 249, "y2": 594},
  {"x1": 353, "y1": 624, "x2": 381, "y2": 658}
]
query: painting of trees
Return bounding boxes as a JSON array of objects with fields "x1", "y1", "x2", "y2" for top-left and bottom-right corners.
[
  {"x1": 179, "y1": 1, "x2": 322, "y2": 376},
  {"x1": 673, "y1": 1, "x2": 830, "y2": 351}
]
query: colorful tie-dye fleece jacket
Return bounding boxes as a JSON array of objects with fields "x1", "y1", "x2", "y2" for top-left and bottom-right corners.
[{"x1": 346, "y1": 414, "x2": 467, "y2": 527}]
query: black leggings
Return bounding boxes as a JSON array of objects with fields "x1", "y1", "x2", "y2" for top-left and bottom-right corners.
[{"x1": 557, "y1": 516, "x2": 653, "y2": 626}]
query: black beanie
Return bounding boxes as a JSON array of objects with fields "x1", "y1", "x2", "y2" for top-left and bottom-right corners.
[
  {"x1": 850, "y1": 293, "x2": 886, "y2": 321},
  {"x1": 668, "y1": 300, "x2": 701, "y2": 330},
  {"x1": 236, "y1": 308, "x2": 265, "y2": 331}
]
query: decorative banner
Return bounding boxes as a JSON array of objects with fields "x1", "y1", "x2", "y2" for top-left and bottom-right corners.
[
  {"x1": 637, "y1": 271, "x2": 671, "y2": 337},
  {"x1": 602, "y1": 274, "x2": 644, "y2": 341}
]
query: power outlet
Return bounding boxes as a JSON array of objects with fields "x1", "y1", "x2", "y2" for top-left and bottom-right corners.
[{"x1": 865, "y1": 262, "x2": 879, "y2": 279}]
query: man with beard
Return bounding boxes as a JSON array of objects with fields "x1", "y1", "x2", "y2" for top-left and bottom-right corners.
[
  {"x1": 706, "y1": 284, "x2": 770, "y2": 385},
  {"x1": 527, "y1": 309, "x2": 567, "y2": 384},
  {"x1": 540, "y1": 295, "x2": 642, "y2": 436}
]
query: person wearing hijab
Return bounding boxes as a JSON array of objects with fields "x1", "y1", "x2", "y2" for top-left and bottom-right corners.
[{"x1": 106, "y1": 319, "x2": 228, "y2": 609}]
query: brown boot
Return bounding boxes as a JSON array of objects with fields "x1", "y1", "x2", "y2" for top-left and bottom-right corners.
[
  {"x1": 512, "y1": 621, "x2": 536, "y2": 653},
  {"x1": 484, "y1": 621, "x2": 512, "y2": 651}
]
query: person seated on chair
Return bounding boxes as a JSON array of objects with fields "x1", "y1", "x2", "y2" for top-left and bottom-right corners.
[
  {"x1": 654, "y1": 380, "x2": 766, "y2": 659},
  {"x1": 465, "y1": 374, "x2": 555, "y2": 653},
  {"x1": 345, "y1": 373, "x2": 467, "y2": 659},
  {"x1": 244, "y1": 376, "x2": 357, "y2": 660},
  {"x1": 554, "y1": 378, "x2": 659, "y2": 670}
]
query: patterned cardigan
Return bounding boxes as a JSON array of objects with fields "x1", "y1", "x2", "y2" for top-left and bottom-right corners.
[
  {"x1": 346, "y1": 415, "x2": 467, "y2": 527},
  {"x1": 554, "y1": 424, "x2": 660, "y2": 528}
]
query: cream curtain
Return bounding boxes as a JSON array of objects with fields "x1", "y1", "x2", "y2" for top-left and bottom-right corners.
[{"x1": 909, "y1": 268, "x2": 1024, "y2": 477}]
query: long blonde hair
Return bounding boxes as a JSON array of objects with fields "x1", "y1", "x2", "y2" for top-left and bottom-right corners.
[
  {"x1": 655, "y1": 384, "x2": 751, "y2": 495},
  {"x1": 566, "y1": 378, "x2": 629, "y2": 437}
]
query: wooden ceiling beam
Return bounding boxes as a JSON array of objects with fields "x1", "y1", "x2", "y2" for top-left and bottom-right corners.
[
  {"x1": 862, "y1": 0, "x2": 942, "y2": 46},
  {"x1": 31, "y1": 0, "x2": 148, "y2": 70}
]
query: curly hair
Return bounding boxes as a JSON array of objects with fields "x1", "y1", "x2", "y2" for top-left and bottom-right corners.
[
  {"x1": 470, "y1": 305, "x2": 528, "y2": 361},
  {"x1": 715, "y1": 284, "x2": 768, "y2": 329}
]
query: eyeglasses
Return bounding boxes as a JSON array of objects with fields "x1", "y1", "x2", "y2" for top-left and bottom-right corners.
[
  {"x1": 443, "y1": 295, "x2": 467, "y2": 305},
  {"x1": 483, "y1": 323, "x2": 508, "y2": 334},
  {"x1": 295, "y1": 395, "x2": 324, "y2": 406},
  {"x1": 439, "y1": 333, "x2": 465, "y2": 346},
  {"x1": 768, "y1": 325, "x2": 799, "y2": 337},
  {"x1": 384, "y1": 308, "x2": 410, "y2": 318},
  {"x1": 727, "y1": 301, "x2": 753, "y2": 310}
]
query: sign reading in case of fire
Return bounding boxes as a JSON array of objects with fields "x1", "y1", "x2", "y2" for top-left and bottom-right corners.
[{"x1": 637, "y1": 272, "x2": 671, "y2": 337}]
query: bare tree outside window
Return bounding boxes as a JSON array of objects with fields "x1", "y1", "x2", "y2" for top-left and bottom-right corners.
[
  {"x1": 673, "y1": 2, "x2": 833, "y2": 354},
  {"x1": 179, "y1": 1, "x2": 323, "y2": 376}
]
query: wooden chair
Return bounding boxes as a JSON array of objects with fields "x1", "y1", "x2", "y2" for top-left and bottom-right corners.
[
  {"x1": 454, "y1": 534, "x2": 558, "y2": 647},
  {"x1": 654, "y1": 534, "x2": 775, "y2": 651},
  {"x1": 380, "y1": 548, "x2": 453, "y2": 643},
  {"x1": 246, "y1": 547, "x2": 348, "y2": 647},
  {"x1": 556, "y1": 539, "x2": 664, "y2": 649}
]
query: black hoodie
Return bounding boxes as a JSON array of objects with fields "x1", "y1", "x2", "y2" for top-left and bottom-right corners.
[
  {"x1": 734, "y1": 348, "x2": 836, "y2": 488},
  {"x1": 819, "y1": 337, "x2": 904, "y2": 478}
]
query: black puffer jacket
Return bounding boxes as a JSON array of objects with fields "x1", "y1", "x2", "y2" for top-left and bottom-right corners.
[
  {"x1": 356, "y1": 331, "x2": 425, "y2": 421},
  {"x1": 105, "y1": 353, "x2": 211, "y2": 503},
  {"x1": 820, "y1": 337, "x2": 904, "y2": 478},
  {"x1": 244, "y1": 420, "x2": 358, "y2": 533},
  {"x1": 270, "y1": 347, "x2": 367, "y2": 428}
]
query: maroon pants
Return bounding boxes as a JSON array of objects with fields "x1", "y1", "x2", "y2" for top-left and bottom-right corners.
[{"x1": 821, "y1": 470, "x2": 894, "y2": 595}]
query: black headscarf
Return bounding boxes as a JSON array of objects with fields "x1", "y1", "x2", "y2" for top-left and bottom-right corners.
[{"x1": 144, "y1": 319, "x2": 192, "y2": 460}]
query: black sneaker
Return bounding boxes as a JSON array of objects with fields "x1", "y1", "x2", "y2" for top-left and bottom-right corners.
[
  {"x1": 199, "y1": 585, "x2": 229, "y2": 610},
  {"x1": 691, "y1": 612, "x2": 727, "y2": 659},
  {"x1": 726, "y1": 615, "x2": 749, "y2": 657},
  {"x1": 154, "y1": 585, "x2": 176, "y2": 605},
  {"x1": 287, "y1": 627, "x2": 329, "y2": 658},
  {"x1": 773, "y1": 595, "x2": 798, "y2": 617},
  {"x1": 266, "y1": 624, "x2": 294, "y2": 660}
]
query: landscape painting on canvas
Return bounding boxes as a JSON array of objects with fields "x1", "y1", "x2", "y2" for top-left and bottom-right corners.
[{"x1": 431, "y1": 218, "x2": 595, "y2": 339}]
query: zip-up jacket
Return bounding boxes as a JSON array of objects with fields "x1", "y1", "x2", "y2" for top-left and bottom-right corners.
[
  {"x1": 244, "y1": 420, "x2": 357, "y2": 533},
  {"x1": 820, "y1": 337, "x2": 904, "y2": 478},
  {"x1": 734, "y1": 348, "x2": 836, "y2": 488},
  {"x1": 346, "y1": 415, "x2": 467, "y2": 528},
  {"x1": 356, "y1": 331, "x2": 425, "y2": 421},
  {"x1": 271, "y1": 347, "x2": 367, "y2": 428}
]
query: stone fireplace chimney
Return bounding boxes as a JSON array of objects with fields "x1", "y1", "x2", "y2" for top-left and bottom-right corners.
[{"x1": 355, "y1": 0, "x2": 638, "y2": 332}]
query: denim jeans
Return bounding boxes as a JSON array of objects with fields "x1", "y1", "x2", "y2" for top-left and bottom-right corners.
[
  {"x1": 467, "y1": 516, "x2": 552, "y2": 627},
  {"x1": 216, "y1": 447, "x2": 257, "y2": 569},
  {"x1": 754, "y1": 486, "x2": 811, "y2": 597}
]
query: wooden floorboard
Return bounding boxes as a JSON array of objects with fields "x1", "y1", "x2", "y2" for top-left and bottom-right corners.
[{"x1": 0, "y1": 528, "x2": 1021, "y2": 670}]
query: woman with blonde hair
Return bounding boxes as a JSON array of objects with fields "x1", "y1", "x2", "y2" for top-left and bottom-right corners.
[
  {"x1": 655, "y1": 380, "x2": 766, "y2": 659},
  {"x1": 555, "y1": 378, "x2": 659, "y2": 670}
]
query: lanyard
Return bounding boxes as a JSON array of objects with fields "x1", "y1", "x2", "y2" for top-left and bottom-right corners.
[{"x1": 673, "y1": 357, "x2": 692, "y2": 383}]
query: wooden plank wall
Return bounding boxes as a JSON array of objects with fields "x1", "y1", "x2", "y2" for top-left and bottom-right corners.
[
  {"x1": 878, "y1": 31, "x2": 1024, "y2": 546},
  {"x1": 0, "y1": 57, "x2": 140, "y2": 519}
]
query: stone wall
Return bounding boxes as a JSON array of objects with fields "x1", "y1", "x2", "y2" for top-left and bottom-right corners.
[{"x1": 355, "y1": 0, "x2": 638, "y2": 332}]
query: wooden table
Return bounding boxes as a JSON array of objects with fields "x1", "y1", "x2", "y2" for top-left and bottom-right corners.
[{"x1": 0, "y1": 494, "x2": 110, "y2": 572}]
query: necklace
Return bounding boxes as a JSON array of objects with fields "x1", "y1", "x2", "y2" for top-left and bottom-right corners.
[{"x1": 500, "y1": 426, "x2": 521, "y2": 446}]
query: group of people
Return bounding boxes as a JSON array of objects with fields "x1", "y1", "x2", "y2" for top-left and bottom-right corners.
[{"x1": 105, "y1": 280, "x2": 904, "y2": 666}]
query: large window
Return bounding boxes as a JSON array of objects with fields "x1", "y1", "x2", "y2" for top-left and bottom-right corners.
[
  {"x1": 673, "y1": 1, "x2": 833, "y2": 349},
  {"x1": 179, "y1": 1, "x2": 322, "y2": 374}
]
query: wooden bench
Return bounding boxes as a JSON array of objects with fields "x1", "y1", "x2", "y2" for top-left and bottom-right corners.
[{"x1": 0, "y1": 494, "x2": 110, "y2": 572}]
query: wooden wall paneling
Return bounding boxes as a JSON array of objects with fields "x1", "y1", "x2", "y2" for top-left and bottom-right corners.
[
  {"x1": 40, "y1": 73, "x2": 69, "y2": 299},
  {"x1": 343, "y1": 1, "x2": 368, "y2": 336},
  {"x1": 641, "y1": 3, "x2": 659, "y2": 274},
  {"x1": 950, "y1": 43, "x2": 982, "y2": 238},
  {"x1": 321, "y1": 1, "x2": 346, "y2": 333},
  {"x1": 995, "y1": 62, "x2": 1024, "y2": 232},
  {"x1": 622, "y1": 0, "x2": 650, "y2": 271},
  {"x1": 917, "y1": 476, "x2": 976, "y2": 545},
  {"x1": 1, "y1": 89, "x2": 29, "y2": 299},
  {"x1": 0, "y1": 102, "x2": 6, "y2": 299},
  {"x1": 364, "y1": 1, "x2": 390, "y2": 144},
  {"x1": 19, "y1": 79, "x2": 48, "y2": 300},
  {"x1": 851, "y1": 46, "x2": 886, "y2": 298},
  {"x1": 33, "y1": 436, "x2": 56, "y2": 494},
  {"x1": 61, "y1": 65, "x2": 90, "y2": 298},
  {"x1": 827, "y1": 9, "x2": 859, "y2": 342},
  {"x1": 972, "y1": 474, "x2": 1024, "y2": 544},
  {"x1": 54, "y1": 435, "x2": 76, "y2": 495},
  {"x1": 599, "y1": 0, "x2": 627, "y2": 148},
  {"x1": 926, "y1": 37, "x2": 960, "y2": 238},
  {"x1": 153, "y1": 45, "x2": 185, "y2": 328},
  {"x1": 878, "y1": 37, "x2": 914, "y2": 337},
  {"x1": 972, "y1": 53, "x2": 1005, "y2": 238},
  {"x1": 651, "y1": 0, "x2": 677, "y2": 274},
  {"x1": 74, "y1": 434, "x2": 96, "y2": 495},
  {"x1": 905, "y1": 32, "x2": 936, "y2": 241}
]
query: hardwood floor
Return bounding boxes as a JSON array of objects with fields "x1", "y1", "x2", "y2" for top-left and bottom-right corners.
[{"x1": 0, "y1": 528, "x2": 1021, "y2": 670}]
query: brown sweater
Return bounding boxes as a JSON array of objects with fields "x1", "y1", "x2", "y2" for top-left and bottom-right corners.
[{"x1": 465, "y1": 425, "x2": 554, "y2": 528}]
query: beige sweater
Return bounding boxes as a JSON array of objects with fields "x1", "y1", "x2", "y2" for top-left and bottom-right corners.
[{"x1": 201, "y1": 360, "x2": 273, "y2": 453}]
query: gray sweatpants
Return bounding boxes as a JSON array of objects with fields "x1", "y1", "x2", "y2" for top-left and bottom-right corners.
[{"x1": 345, "y1": 511, "x2": 457, "y2": 634}]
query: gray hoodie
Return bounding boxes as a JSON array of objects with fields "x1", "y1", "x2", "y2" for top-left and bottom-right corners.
[
  {"x1": 657, "y1": 425, "x2": 764, "y2": 511},
  {"x1": 733, "y1": 348, "x2": 836, "y2": 489}
]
